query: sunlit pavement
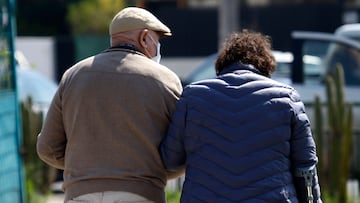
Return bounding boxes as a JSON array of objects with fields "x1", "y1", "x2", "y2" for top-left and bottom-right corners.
[
  {"x1": 47, "y1": 181, "x2": 64, "y2": 203},
  {"x1": 47, "y1": 193, "x2": 65, "y2": 203}
]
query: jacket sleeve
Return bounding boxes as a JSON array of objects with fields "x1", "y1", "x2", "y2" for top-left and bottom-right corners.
[
  {"x1": 36, "y1": 82, "x2": 66, "y2": 170},
  {"x1": 289, "y1": 89, "x2": 322, "y2": 203},
  {"x1": 160, "y1": 97, "x2": 188, "y2": 171}
]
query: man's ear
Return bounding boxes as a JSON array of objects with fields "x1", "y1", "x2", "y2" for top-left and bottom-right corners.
[{"x1": 139, "y1": 29, "x2": 149, "y2": 49}]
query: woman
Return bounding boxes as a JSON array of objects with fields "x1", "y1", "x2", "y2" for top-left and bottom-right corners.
[{"x1": 160, "y1": 30, "x2": 322, "y2": 203}]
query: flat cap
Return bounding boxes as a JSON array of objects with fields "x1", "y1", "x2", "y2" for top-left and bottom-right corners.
[{"x1": 109, "y1": 7, "x2": 171, "y2": 37}]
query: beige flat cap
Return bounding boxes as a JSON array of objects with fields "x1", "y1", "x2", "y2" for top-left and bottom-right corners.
[{"x1": 109, "y1": 7, "x2": 172, "y2": 37}]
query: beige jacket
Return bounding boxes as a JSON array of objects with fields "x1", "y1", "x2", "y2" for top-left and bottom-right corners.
[{"x1": 37, "y1": 47, "x2": 183, "y2": 202}]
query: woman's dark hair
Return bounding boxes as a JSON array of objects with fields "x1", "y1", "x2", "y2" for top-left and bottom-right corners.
[{"x1": 215, "y1": 29, "x2": 276, "y2": 77}]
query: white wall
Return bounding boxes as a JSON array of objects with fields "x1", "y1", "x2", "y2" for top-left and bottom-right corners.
[{"x1": 15, "y1": 37, "x2": 56, "y2": 82}]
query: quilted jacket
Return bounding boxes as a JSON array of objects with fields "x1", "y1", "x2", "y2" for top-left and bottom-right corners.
[{"x1": 160, "y1": 63, "x2": 322, "y2": 203}]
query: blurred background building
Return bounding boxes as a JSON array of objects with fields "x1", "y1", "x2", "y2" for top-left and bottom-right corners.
[{"x1": 15, "y1": 0, "x2": 360, "y2": 81}]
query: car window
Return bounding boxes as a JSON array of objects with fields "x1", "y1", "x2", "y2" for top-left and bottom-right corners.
[
  {"x1": 301, "y1": 41, "x2": 329, "y2": 85},
  {"x1": 324, "y1": 43, "x2": 360, "y2": 85},
  {"x1": 272, "y1": 51, "x2": 292, "y2": 81},
  {"x1": 273, "y1": 61, "x2": 291, "y2": 78}
]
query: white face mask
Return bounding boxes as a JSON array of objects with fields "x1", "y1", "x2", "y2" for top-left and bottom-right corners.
[
  {"x1": 152, "y1": 43, "x2": 161, "y2": 63},
  {"x1": 149, "y1": 35, "x2": 161, "y2": 63}
]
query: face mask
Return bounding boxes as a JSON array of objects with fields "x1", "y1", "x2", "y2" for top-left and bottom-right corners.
[
  {"x1": 152, "y1": 43, "x2": 161, "y2": 63},
  {"x1": 149, "y1": 35, "x2": 161, "y2": 63}
]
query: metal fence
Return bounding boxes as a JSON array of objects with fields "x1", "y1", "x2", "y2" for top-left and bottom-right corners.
[{"x1": 0, "y1": 0, "x2": 25, "y2": 202}]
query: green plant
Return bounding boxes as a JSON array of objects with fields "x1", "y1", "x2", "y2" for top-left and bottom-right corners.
[
  {"x1": 313, "y1": 64, "x2": 353, "y2": 202},
  {"x1": 166, "y1": 190, "x2": 181, "y2": 203},
  {"x1": 0, "y1": 49, "x2": 13, "y2": 90}
]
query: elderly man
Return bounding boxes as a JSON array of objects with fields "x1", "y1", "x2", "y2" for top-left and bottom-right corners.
[{"x1": 37, "y1": 7, "x2": 183, "y2": 203}]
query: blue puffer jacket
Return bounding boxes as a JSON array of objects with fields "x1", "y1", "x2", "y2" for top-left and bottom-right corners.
[{"x1": 160, "y1": 63, "x2": 322, "y2": 203}]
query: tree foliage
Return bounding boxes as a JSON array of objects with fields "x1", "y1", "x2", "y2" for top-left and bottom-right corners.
[{"x1": 67, "y1": 0, "x2": 126, "y2": 35}]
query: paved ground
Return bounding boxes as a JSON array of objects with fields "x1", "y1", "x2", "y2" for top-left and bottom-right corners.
[
  {"x1": 47, "y1": 181, "x2": 64, "y2": 203},
  {"x1": 47, "y1": 193, "x2": 65, "y2": 203}
]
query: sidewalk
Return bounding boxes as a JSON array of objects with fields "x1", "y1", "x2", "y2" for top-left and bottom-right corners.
[
  {"x1": 47, "y1": 181, "x2": 64, "y2": 203},
  {"x1": 47, "y1": 193, "x2": 65, "y2": 203}
]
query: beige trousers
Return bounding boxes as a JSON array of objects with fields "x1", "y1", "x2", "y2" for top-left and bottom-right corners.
[{"x1": 66, "y1": 191, "x2": 154, "y2": 203}]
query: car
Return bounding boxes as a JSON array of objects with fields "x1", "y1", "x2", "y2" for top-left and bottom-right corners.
[
  {"x1": 181, "y1": 50, "x2": 320, "y2": 86},
  {"x1": 15, "y1": 51, "x2": 58, "y2": 114}
]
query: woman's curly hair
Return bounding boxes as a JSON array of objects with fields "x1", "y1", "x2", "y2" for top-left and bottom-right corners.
[{"x1": 215, "y1": 29, "x2": 276, "y2": 77}]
